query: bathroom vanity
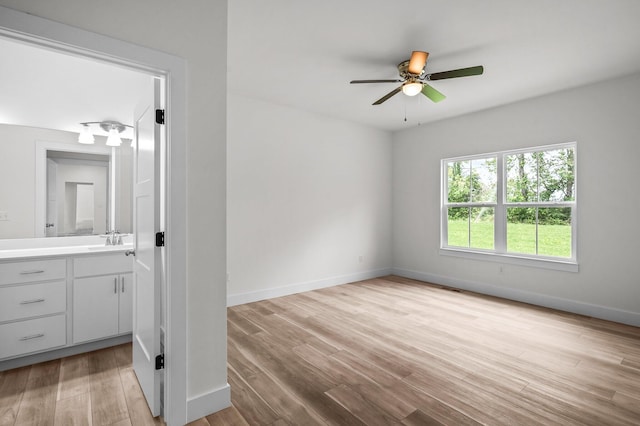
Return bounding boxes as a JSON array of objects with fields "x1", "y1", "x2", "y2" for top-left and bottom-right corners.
[
  {"x1": 0, "y1": 124, "x2": 136, "y2": 370},
  {"x1": 0, "y1": 243, "x2": 134, "y2": 370}
]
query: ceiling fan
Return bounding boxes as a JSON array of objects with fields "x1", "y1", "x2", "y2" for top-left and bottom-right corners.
[{"x1": 350, "y1": 51, "x2": 483, "y2": 105}]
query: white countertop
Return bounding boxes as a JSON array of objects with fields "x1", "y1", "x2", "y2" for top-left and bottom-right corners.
[{"x1": 0, "y1": 244, "x2": 133, "y2": 260}]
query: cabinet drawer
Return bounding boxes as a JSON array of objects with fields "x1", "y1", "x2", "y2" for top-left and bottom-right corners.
[
  {"x1": 0, "y1": 281, "x2": 66, "y2": 322},
  {"x1": 0, "y1": 259, "x2": 66, "y2": 285},
  {"x1": 0, "y1": 314, "x2": 66, "y2": 359},
  {"x1": 74, "y1": 254, "x2": 132, "y2": 277}
]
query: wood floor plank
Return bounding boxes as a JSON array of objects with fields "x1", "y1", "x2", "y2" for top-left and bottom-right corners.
[
  {"x1": 53, "y1": 392, "x2": 91, "y2": 426},
  {"x1": 14, "y1": 361, "x2": 60, "y2": 426},
  {"x1": 325, "y1": 384, "x2": 401, "y2": 426},
  {"x1": 400, "y1": 409, "x2": 446, "y2": 426},
  {"x1": 87, "y1": 348, "x2": 129, "y2": 426},
  {"x1": 57, "y1": 354, "x2": 90, "y2": 401},
  {"x1": 113, "y1": 344, "x2": 133, "y2": 369},
  {"x1": 205, "y1": 405, "x2": 250, "y2": 426},
  {"x1": 227, "y1": 365, "x2": 280, "y2": 426},
  {"x1": 0, "y1": 365, "x2": 30, "y2": 426},
  {"x1": 119, "y1": 367, "x2": 164, "y2": 426}
]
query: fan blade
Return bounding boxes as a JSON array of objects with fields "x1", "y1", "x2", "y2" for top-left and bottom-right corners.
[
  {"x1": 427, "y1": 65, "x2": 484, "y2": 81},
  {"x1": 421, "y1": 83, "x2": 446, "y2": 103},
  {"x1": 372, "y1": 86, "x2": 402, "y2": 105},
  {"x1": 350, "y1": 79, "x2": 403, "y2": 84},
  {"x1": 408, "y1": 51, "x2": 429, "y2": 74}
]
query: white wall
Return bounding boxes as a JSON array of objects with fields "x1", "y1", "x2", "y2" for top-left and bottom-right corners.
[
  {"x1": 0, "y1": 0, "x2": 228, "y2": 421},
  {"x1": 392, "y1": 72, "x2": 640, "y2": 325},
  {"x1": 0, "y1": 124, "x2": 79, "y2": 238},
  {"x1": 227, "y1": 96, "x2": 393, "y2": 304}
]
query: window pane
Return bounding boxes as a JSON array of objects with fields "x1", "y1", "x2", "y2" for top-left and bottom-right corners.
[
  {"x1": 538, "y1": 207, "x2": 572, "y2": 257},
  {"x1": 447, "y1": 207, "x2": 469, "y2": 247},
  {"x1": 470, "y1": 207, "x2": 494, "y2": 249},
  {"x1": 538, "y1": 148, "x2": 575, "y2": 202},
  {"x1": 470, "y1": 158, "x2": 497, "y2": 202},
  {"x1": 506, "y1": 152, "x2": 537, "y2": 202},
  {"x1": 447, "y1": 160, "x2": 470, "y2": 202},
  {"x1": 507, "y1": 207, "x2": 536, "y2": 254}
]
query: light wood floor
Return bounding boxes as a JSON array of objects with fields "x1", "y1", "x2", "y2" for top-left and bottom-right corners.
[
  {"x1": 226, "y1": 276, "x2": 640, "y2": 425},
  {"x1": 0, "y1": 344, "x2": 244, "y2": 426},
  {"x1": 3, "y1": 276, "x2": 640, "y2": 425},
  {"x1": 0, "y1": 343, "x2": 162, "y2": 426}
]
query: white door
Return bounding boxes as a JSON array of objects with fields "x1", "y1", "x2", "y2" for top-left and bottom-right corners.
[{"x1": 131, "y1": 77, "x2": 163, "y2": 416}]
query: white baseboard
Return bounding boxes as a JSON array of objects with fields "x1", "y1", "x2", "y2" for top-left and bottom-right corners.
[
  {"x1": 186, "y1": 383, "x2": 231, "y2": 423},
  {"x1": 392, "y1": 268, "x2": 640, "y2": 327},
  {"x1": 227, "y1": 268, "x2": 392, "y2": 306}
]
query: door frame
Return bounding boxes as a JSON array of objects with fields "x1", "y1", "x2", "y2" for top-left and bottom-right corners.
[{"x1": 0, "y1": 6, "x2": 188, "y2": 425}]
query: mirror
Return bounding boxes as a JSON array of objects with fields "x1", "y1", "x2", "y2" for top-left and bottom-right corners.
[
  {"x1": 46, "y1": 151, "x2": 109, "y2": 237},
  {"x1": 0, "y1": 123, "x2": 132, "y2": 240}
]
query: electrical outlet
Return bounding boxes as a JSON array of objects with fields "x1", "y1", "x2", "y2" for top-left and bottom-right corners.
[{"x1": 0, "y1": 211, "x2": 8, "y2": 221}]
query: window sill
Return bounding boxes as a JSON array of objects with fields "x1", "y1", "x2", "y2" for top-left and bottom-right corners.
[{"x1": 439, "y1": 247, "x2": 579, "y2": 273}]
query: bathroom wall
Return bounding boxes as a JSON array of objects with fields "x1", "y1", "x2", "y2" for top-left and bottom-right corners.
[{"x1": 0, "y1": 124, "x2": 78, "y2": 239}]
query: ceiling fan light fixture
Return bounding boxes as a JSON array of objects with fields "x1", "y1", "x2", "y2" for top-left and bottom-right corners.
[
  {"x1": 78, "y1": 124, "x2": 95, "y2": 144},
  {"x1": 402, "y1": 82, "x2": 423, "y2": 97}
]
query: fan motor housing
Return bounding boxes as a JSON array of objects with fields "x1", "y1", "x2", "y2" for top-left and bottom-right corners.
[{"x1": 397, "y1": 60, "x2": 425, "y2": 80}]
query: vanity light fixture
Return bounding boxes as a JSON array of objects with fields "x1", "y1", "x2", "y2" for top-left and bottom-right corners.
[
  {"x1": 78, "y1": 121, "x2": 133, "y2": 147},
  {"x1": 78, "y1": 124, "x2": 95, "y2": 144}
]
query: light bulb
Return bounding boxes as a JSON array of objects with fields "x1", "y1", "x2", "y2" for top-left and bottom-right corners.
[
  {"x1": 106, "y1": 128, "x2": 122, "y2": 146},
  {"x1": 402, "y1": 82, "x2": 423, "y2": 97},
  {"x1": 78, "y1": 125, "x2": 95, "y2": 144}
]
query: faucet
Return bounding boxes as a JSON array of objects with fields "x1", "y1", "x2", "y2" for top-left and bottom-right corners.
[{"x1": 104, "y1": 230, "x2": 123, "y2": 246}]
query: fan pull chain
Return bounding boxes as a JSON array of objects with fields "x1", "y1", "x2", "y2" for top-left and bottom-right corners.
[{"x1": 404, "y1": 99, "x2": 407, "y2": 122}]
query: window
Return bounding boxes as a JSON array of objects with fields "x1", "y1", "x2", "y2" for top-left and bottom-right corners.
[{"x1": 441, "y1": 143, "x2": 576, "y2": 269}]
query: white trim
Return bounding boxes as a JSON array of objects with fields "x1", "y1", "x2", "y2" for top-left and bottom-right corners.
[
  {"x1": 439, "y1": 248, "x2": 579, "y2": 273},
  {"x1": 0, "y1": 7, "x2": 187, "y2": 426},
  {"x1": 392, "y1": 267, "x2": 640, "y2": 327},
  {"x1": 186, "y1": 384, "x2": 231, "y2": 424},
  {"x1": 227, "y1": 268, "x2": 393, "y2": 307}
]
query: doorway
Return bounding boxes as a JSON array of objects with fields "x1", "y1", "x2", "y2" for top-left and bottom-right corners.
[{"x1": 0, "y1": 6, "x2": 188, "y2": 425}]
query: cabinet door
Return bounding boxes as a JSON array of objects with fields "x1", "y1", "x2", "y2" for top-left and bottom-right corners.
[
  {"x1": 119, "y1": 273, "x2": 133, "y2": 334},
  {"x1": 73, "y1": 275, "x2": 119, "y2": 343}
]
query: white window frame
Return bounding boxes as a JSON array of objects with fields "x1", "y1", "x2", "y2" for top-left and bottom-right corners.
[{"x1": 440, "y1": 142, "x2": 578, "y2": 272}]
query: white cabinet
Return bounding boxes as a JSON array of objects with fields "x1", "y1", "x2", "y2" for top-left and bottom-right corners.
[
  {"x1": 0, "y1": 258, "x2": 67, "y2": 359},
  {"x1": 72, "y1": 254, "x2": 133, "y2": 344}
]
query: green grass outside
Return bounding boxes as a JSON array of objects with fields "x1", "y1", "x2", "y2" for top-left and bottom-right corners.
[{"x1": 447, "y1": 220, "x2": 571, "y2": 258}]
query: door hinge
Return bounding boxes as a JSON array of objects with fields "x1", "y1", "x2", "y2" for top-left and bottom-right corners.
[
  {"x1": 155, "y1": 109, "x2": 165, "y2": 125},
  {"x1": 155, "y1": 354, "x2": 165, "y2": 370},
  {"x1": 155, "y1": 232, "x2": 165, "y2": 247}
]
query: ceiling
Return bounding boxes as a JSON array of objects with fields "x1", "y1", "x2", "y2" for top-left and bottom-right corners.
[
  {"x1": 228, "y1": 0, "x2": 640, "y2": 131},
  {"x1": 1, "y1": 1, "x2": 640, "y2": 135},
  {"x1": 0, "y1": 37, "x2": 148, "y2": 140}
]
